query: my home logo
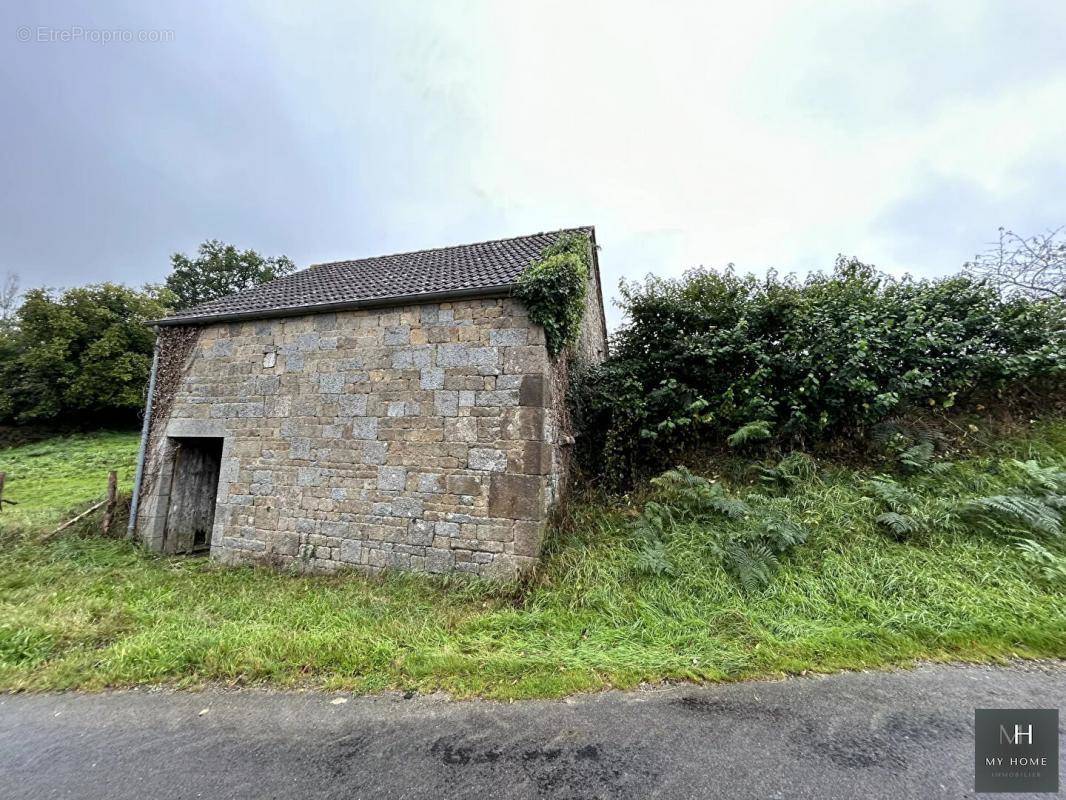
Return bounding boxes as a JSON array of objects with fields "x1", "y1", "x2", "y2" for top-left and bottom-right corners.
[
  {"x1": 1000, "y1": 723, "x2": 1033, "y2": 746},
  {"x1": 975, "y1": 709, "x2": 1058, "y2": 793}
]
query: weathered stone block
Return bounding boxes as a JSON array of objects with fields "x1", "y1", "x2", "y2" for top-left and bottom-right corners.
[
  {"x1": 360, "y1": 441, "x2": 388, "y2": 464},
  {"x1": 510, "y1": 440, "x2": 551, "y2": 475},
  {"x1": 489, "y1": 328, "x2": 528, "y2": 346},
  {"x1": 295, "y1": 333, "x2": 320, "y2": 352},
  {"x1": 434, "y1": 391, "x2": 459, "y2": 417},
  {"x1": 513, "y1": 520, "x2": 546, "y2": 557},
  {"x1": 488, "y1": 474, "x2": 543, "y2": 520},
  {"x1": 501, "y1": 407, "x2": 544, "y2": 441},
  {"x1": 445, "y1": 475, "x2": 482, "y2": 496},
  {"x1": 468, "y1": 448, "x2": 507, "y2": 472},
  {"x1": 209, "y1": 339, "x2": 234, "y2": 358},
  {"x1": 318, "y1": 374, "x2": 346, "y2": 394},
  {"x1": 434, "y1": 521, "x2": 461, "y2": 537},
  {"x1": 391, "y1": 346, "x2": 434, "y2": 369},
  {"x1": 420, "y1": 367, "x2": 444, "y2": 390},
  {"x1": 339, "y1": 539, "x2": 362, "y2": 563},
  {"x1": 320, "y1": 520, "x2": 350, "y2": 537},
  {"x1": 425, "y1": 548, "x2": 454, "y2": 573},
  {"x1": 384, "y1": 325, "x2": 411, "y2": 345},
  {"x1": 297, "y1": 467, "x2": 322, "y2": 487},
  {"x1": 437, "y1": 344, "x2": 499, "y2": 368},
  {"x1": 408, "y1": 519, "x2": 434, "y2": 546},
  {"x1": 349, "y1": 418, "x2": 379, "y2": 440},
  {"x1": 504, "y1": 346, "x2": 547, "y2": 374},
  {"x1": 339, "y1": 394, "x2": 368, "y2": 416},
  {"x1": 519, "y1": 375, "x2": 545, "y2": 407},
  {"x1": 378, "y1": 466, "x2": 407, "y2": 491},
  {"x1": 444, "y1": 417, "x2": 477, "y2": 443},
  {"x1": 314, "y1": 313, "x2": 338, "y2": 332},
  {"x1": 373, "y1": 497, "x2": 424, "y2": 518},
  {"x1": 417, "y1": 473, "x2": 443, "y2": 493},
  {"x1": 475, "y1": 390, "x2": 518, "y2": 408}
]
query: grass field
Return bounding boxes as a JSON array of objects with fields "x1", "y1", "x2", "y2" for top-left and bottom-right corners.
[
  {"x1": 0, "y1": 431, "x2": 140, "y2": 533},
  {"x1": 0, "y1": 421, "x2": 1062, "y2": 697}
]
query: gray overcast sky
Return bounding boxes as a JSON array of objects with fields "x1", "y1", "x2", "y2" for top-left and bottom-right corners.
[{"x1": 3, "y1": 0, "x2": 1065, "y2": 328}]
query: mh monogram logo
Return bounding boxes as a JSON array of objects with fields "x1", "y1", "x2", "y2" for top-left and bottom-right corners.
[
  {"x1": 975, "y1": 709, "x2": 1058, "y2": 793},
  {"x1": 999, "y1": 723, "x2": 1033, "y2": 746}
]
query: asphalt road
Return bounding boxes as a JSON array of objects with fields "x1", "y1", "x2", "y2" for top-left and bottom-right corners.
[{"x1": 1, "y1": 662, "x2": 1063, "y2": 800}]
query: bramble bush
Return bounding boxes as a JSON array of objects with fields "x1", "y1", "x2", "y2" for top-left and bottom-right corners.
[{"x1": 575, "y1": 258, "x2": 1065, "y2": 487}]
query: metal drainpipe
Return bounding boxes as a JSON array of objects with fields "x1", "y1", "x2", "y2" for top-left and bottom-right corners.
[{"x1": 127, "y1": 336, "x2": 160, "y2": 536}]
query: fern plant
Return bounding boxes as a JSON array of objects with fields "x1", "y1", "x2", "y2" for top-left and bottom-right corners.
[
  {"x1": 866, "y1": 475, "x2": 921, "y2": 511},
  {"x1": 865, "y1": 475, "x2": 927, "y2": 538},
  {"x1": 632, "y1": 535, "x2": 674, "y2": 577},
  {"x1": 758, "y1": 516, "x2": 809, "y2": 552},
  {"x1": 875, "y1": 511, "x2": 922, "y2": 538},
  {"x1": 650, "y1": 467, "x2": 752, "y2": 521},
  {"x1": 630, "y1": 467, "x2": 809, "y2": 590},
  {"x1": 723, "y1": 541, "x2": 779, "y2": 593},
  {"x1": 958, "y1": 495, "x2": 1062, "y2": 538},
  {"x1": 898, "y1": 440, "x2": 936, "y2": 474},
  {"x1": 1007, "y1": 459, "x2": 1066, "y2": 496},
  {"x1": 753, "y1": 452, "x2": 817, "y2": 494},
  {"x1": 957, "y1": 459, "x2": 1066, "y2": 540},
  {"x1": 870, "y1": 420, "x2": 943, "y2": 474},
  {"x1": 727, "y1": 421, "x2": 772, "y2": 449},
  {"x1": 1014, "y1": 538, "x2": 1066, "y2": 585}
]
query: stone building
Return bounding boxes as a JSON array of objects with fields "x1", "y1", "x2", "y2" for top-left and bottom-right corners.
[{"x1": 131, "y1": 228, "x2": 607, "y2": 579}]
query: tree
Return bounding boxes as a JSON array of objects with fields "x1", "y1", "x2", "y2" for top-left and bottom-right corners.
[
  {"x1": 0, "y1": 272, "x2": 20, "y2": 325},
  {"x1": 166, "y1": 240, "x2": 295, "y2": 309},
  {"x1": 0, "y1": 283, "x2": 170, "y2": 424},
  {"x1": 965, "y1": 227, "x2": 1066, "y2": 300}
]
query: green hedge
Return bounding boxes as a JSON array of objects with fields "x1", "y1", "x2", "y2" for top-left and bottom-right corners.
[{"x1": 575, "y1": 258, "x2": 1065, "y2": 486}]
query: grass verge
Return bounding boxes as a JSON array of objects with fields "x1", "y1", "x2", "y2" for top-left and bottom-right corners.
[{"x1": 0, "y1": 421, "x2": 1062, "y2": 698}]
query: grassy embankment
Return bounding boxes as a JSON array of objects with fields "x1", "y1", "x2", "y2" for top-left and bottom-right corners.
[{"x1": 0, "y1": 424, "x2": 1062, "y2": 697}]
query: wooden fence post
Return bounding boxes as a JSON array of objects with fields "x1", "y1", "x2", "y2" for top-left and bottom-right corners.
[{"x1": 102, "y1": 470, "x2": 118, "y2": 536}]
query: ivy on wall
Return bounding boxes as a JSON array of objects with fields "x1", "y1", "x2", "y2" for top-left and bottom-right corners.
[
  {"x1": 138, "y1": 325, "x2": 201, "y2": 505},
  {"x1": 514, "y1": 233, "x2": 591, "y2": 357}
]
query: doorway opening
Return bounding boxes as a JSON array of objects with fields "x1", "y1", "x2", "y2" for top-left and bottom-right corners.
[{"x1": 163, "y1": 437, "x2": 223, "y2": 555}]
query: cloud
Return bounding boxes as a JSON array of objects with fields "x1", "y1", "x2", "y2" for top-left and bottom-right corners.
[
  {"x1": 1, "y1": 0, "x2": 1063, "y2": 331},
  {"x1": 875, "y1": 158, "x2": 1066, "y2": 276}
]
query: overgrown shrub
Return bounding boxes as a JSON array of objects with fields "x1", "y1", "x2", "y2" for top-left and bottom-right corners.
[
  {"x1": 514, "y1": 233, "x2": 590, "y2": 357},
  {"x1": 576, "y1": 258, "x2": 1065, "y2": 486}
]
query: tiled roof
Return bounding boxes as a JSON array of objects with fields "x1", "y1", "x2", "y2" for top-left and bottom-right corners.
[{"x1": 156, "y1": 227, "x2": 594, "y2": 326}]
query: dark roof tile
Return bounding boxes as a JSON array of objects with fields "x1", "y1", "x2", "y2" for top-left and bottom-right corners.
[{"x1": 157, "y1": 226, "x2": 592, "y2": 325}]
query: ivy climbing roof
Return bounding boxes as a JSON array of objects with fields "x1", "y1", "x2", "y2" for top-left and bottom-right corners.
[{"x1": 155, "y1": 227, "x2": 595, "y2": 326}]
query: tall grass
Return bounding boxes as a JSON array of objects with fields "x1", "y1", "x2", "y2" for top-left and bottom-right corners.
[{"x1": 0, "y1": 421, "x2": 1062, "y2": 698}]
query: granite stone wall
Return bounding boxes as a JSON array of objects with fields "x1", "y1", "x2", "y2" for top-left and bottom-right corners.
[{"x1": 135, "y1": 297, "x2": 582, "y2": 579}]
